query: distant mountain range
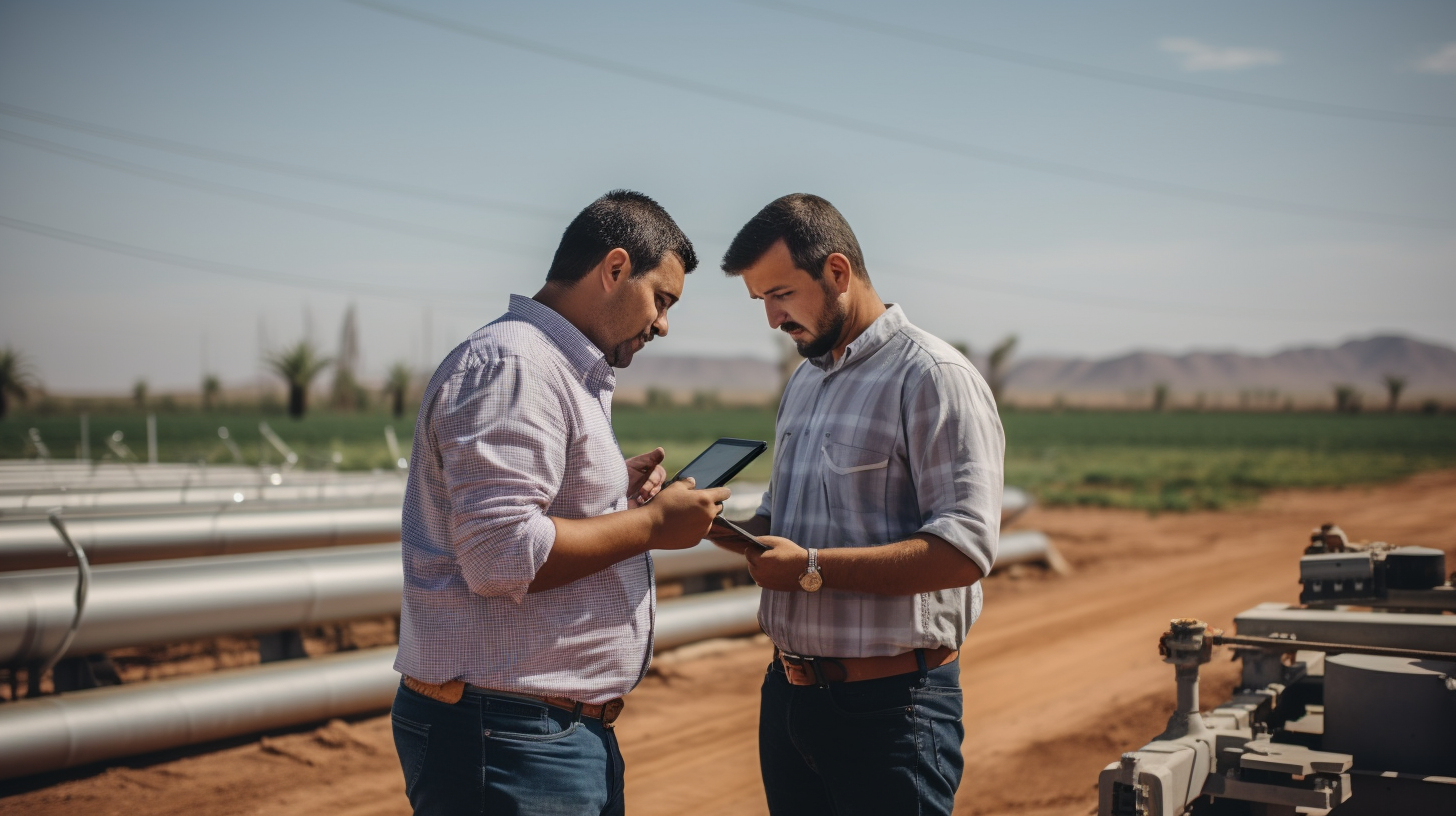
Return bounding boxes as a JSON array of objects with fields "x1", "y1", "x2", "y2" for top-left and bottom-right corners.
[
  {"x1": 1005, "y1": 335, "x2": 1456, "y2": 397},
  {"x1": 615, "y1": 334, "x2": 1456, "y2": 401}
]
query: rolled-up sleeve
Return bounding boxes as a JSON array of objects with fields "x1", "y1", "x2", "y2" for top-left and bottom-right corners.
[
  {"x1": 904, "y1": 362, "x2": 1005, "y2": 578},
  {"x1": 434, "y1": 356, "x2": 565, "y2": 603}
]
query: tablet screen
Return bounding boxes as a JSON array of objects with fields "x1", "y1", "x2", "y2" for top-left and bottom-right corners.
[{"x1": 671, "y1": 438, "x2": 767, "y2": 489}]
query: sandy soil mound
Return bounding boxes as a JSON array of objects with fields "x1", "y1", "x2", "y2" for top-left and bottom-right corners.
[{"x1": 4, "y1": 471, "x2": 1453, "y2": 816}]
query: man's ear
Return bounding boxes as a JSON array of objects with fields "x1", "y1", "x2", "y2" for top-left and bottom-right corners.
[
  {"x1": 822, "y1": 252, "x2": 854, "y2": 296},
  {"x1": 596, "y1": 248, "x2": 633, "y2": 293}
]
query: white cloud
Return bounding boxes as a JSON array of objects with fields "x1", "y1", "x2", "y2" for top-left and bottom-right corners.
[
  {"x1": 1158, "y1": 37, "x2": 1283, "y2": 71},
  {"x1": 1415, "y1": 43, "x2": 1456, "y2": 74}
]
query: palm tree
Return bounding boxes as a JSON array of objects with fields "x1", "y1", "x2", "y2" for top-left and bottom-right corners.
[
  {"x1": 986, "y1": 334, "x2": 1018, "y2": 408},
  {"x1": 0, "y1": 346, "x2": 40, "y2": 420},
  {"x1": 132, "y1": 379, "x2": 148, "y2": 409},
  {"x1": 1152, "y1": 382, "x2": 1170, "y2": 412},
  {"x1": 384, "y1": 362, "x2": 412, "y2": 419},
  {"x1": 1383, "y1": 374, "x2": 1407, "y2": 413},
  {"x1": 265, "y1": 341, "x2": 332, "y2": 419},
  {"x1": 1333, "y1": 384, "x2": 1361, "y2": 414}
]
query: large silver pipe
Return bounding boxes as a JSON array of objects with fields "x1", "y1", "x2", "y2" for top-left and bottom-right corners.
[
  {"x1": 0, "y1": 588, "x2": 765, "y2": 781},
  {"x1": 0, "y1": 505, "x2": 402, "y2": 571},
  {"x1": 0, "y1": 466, "x2": 404, "y2": 498},
  {"x1": 0, "y1": 647, "x2": 403, "y2": 781},
  {"x1": 0, "y1": 544, "x2": 403, "y2": 666},
  {"x1": 654, "y1": 585, "x2": 762, "y2": 649},
  {"x1": 997, "y1": 530, "x2": 1070, "y2": 574},
  {"x1": 0, "y1": 462, "x2": 398, "y2": 491},
  {"x1": 1002, "y1": 486, "x2": 1033, "y2": 525},
  {"x1": 0, "y1": 542, "x2": 749, "y2": 665},
  {"x1": 653, "y1": 541, "x2": 748, "y2": 580},
  {"x1": 0, "y1": 530, "x2": 1057, "y2": 667},
  {"x1": 0, "y1": 477, "x2": 405, "y2": 515}
]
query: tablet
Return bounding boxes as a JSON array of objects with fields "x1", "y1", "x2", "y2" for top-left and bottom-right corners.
[
  {"x1": 669, "y1": 437, "x2": 767, "y2": 489},
  {"x1": 711, "y1": 514, "x2": 769, "y2": 550}
]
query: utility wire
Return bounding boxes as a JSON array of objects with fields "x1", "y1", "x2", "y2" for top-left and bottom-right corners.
[
  {"x1": 0, "y1": 102, "x2": 570, "y2": 221},
  {"x1": 344, "y1": 0, "x2": 1454, "y2": 232},
  {"x1": 0, "y1": 128, "x2": 544, "y2": 257},
  {"x1": 738, "y1": 0, "x2": 1456, "y2": 129},
  {"x1": 0, "y1": 214, "x2": 500, "y2": 303},
  {"x1": 0, "y1": 131, "x2": 1424, "y2": 322}
]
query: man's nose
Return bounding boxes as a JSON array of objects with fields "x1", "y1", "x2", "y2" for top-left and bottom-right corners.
[
  {"x1": 652, "y1": 311, "x2": 669, "y2": 338},
  {"x1": 765, "y1": 305, "x2": 786, "y2": 329}
]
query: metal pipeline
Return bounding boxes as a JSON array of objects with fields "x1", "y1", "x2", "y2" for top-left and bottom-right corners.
[
  {"x1": 0, "y1": 647, "x2": 403, "y2": 781},
  {"x1": 0, "y1": 543, "x2": 404, "y2": 666},
  {"x1": 654, "y1": 585, "x2": 762, "y2": 648},
  {"x1": 997, "y1": 530, "x2": 1071, "y2": 574},
  {"x1": 0, "y1": 542, "x2": 753, "y2": 665},
  {"x1": 0, "y1": 477, "x2": 406, "y2": 515},
  {"x1": 0, "y1": 587, "x2": 765, "y2": 781},
  {"x1": 0, "y1": 504, "x2": 402, "y2": 571},
  {"x1": 0, "y1": 528, "x2": 1060, "y2": 666},
  {"x1": 0, "y1": 462, "x2": 396, "y2": 492}
]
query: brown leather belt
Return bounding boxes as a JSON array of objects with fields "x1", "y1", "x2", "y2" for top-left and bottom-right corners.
[
  {"x1": 402, "y1": 676, "x2": 625, "y2": 728},
  {"x1": 776, "y1": 646, "x2": 959, "y2": 687}
]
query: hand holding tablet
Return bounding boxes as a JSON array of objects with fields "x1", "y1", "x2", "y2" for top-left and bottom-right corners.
[{"x1": 652, "y1": 437, "x2": 769, "y2": 549}]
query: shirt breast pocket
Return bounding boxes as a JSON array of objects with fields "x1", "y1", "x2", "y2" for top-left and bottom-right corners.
[{"x1": 820, "y1": 440, "x2": 890, "y2": 513}]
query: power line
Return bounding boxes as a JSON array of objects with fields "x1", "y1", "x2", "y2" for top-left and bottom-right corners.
[
  {"x1": 0, "y1": 128, "x2": 1328, "y2": 321},
  {"x1": 738, "y1": 0, "x2": 1456, "y2": 128},
  {"x1": 0, "y1": 101, "x2": 571, "y2": 221},
  {"x1": 0, "y1": 128, "x2": 546, "y2": 257},
  {"x1": 0, "y1": 214, "x2": 500, "y2": 303},
  {"x1": 345, "y1": 0, "x2": 1455, "y2": 232}
]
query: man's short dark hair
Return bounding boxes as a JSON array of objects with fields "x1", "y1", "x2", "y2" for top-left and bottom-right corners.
[
  {"x1": 546, "y1": 190, "x2": 698, "y2": 284},
  {"x1": 721, "y1": 194, "x2": 868, "y2": 281}
]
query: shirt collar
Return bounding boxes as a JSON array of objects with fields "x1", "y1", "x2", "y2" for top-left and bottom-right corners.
[
  {"x1": 507, "y1": 294, "x2": 614, "y2": 387},
  {"x1": 808, "y1": 303, "x2": 907, "y2": 373}
]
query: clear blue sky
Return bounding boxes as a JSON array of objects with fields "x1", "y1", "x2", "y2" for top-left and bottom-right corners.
[{"x1": 2, "y1": 0, "x2": 1453, "y2": 391}]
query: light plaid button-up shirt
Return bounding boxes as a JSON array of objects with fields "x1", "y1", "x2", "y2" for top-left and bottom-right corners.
[
  {"x1": 395, "y1": 295, "x2": 654, "y2": 704},
  {"x1": 756, "y1": 304, "x2": 1004, "y2": 658}
]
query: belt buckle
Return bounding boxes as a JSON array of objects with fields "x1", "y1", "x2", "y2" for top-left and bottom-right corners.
[
  {"x1": 601, "y1": 698, "x2": 624, "y2": 728},
  {"x1": 780, "y1": 652, "x2": 842, "y2": 687}
]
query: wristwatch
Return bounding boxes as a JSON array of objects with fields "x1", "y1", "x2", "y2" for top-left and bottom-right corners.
[{"x1": 798, "y1": 548, "x2": 823, "y2": 592}]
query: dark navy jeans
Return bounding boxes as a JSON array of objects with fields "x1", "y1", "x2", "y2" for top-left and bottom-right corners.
[
  {"x1": 759, "y1": 658, "x2": 965, "y2": 816},
  {"x1": 391, "y1": 682, "x2": 625, "y2": 816}
]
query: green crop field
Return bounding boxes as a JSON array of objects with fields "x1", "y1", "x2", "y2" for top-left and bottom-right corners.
[
  {"x1": 621, "y1": 407, "x2": 1456, "y2": 511},
  {"x1": 0, "y1": 411, "x2": 418, "y2": 473},
  {"x1": 5, "y1": 407, "x2": 1454, "y2": 512}
]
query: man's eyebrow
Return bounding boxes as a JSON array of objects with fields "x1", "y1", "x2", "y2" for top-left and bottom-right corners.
[{"x1": 761, "y1": 285, "x2": 790, "y2": 296}]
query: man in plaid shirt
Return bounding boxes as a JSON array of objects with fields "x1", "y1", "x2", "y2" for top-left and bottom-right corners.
[
  {"x1": 392, "y1": 190, "x2": 728, "y2": 816},
  {"x1": 713, "y1": 194, "x2": 1004, "y2": 816}
]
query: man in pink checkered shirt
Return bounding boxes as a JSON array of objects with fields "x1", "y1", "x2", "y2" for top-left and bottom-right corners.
[{"x1": 392, "y1": 191, "x2": 728, "y2": 816}]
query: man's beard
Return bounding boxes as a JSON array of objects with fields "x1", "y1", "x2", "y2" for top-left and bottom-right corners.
[
  {"x1": 606, "y1": 328, "x2": 654, "y2": 368},
  {"x1": 784, "y1": 293, "x2": 847, "y2": 359}
]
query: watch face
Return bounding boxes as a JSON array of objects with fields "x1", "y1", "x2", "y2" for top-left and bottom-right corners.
[{"x1": 799, "y1": 570, "x2": 823, "y2": 592}]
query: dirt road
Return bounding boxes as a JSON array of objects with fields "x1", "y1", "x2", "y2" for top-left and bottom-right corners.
[{"x1": 4, "y1": 471, "x2": 1453, "y2": 816}]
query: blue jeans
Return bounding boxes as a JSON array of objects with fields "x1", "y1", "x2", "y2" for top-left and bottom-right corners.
[
  {"x1": 391, "y1": 682, "x2": 625, "y2": 816},
  {"x1": 759, "y1": 658, "x2": 965, "y2": 816}
]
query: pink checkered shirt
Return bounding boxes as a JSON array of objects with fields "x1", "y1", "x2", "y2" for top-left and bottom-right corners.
[{"x1": 394, "y1": 295, "x2": 653, "y2": 704}]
